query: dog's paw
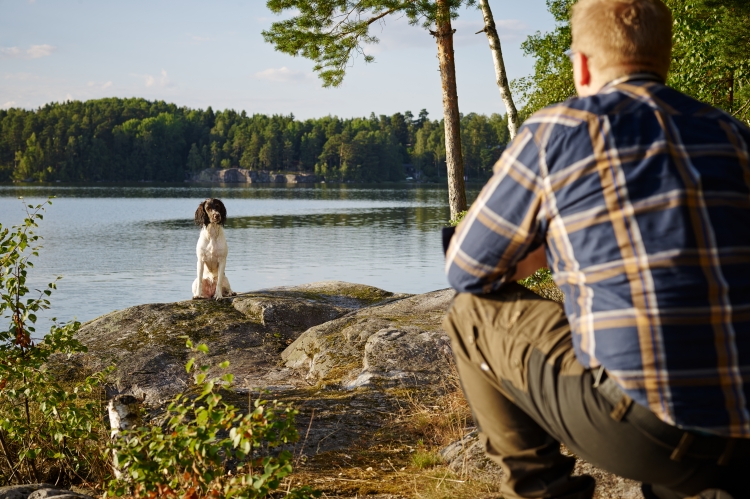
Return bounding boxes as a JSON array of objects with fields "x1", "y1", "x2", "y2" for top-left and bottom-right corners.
[
  {"x1": 212, "y1": 293, "x2": 224, "y2": 300},
  {"x1": 193, "y1": 295, "x2": 207, "y2": 300}
]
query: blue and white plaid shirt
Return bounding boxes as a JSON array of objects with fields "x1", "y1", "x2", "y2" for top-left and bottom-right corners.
[{"x1": 446, "y1": 74, "x2": 750, "y2": 438}]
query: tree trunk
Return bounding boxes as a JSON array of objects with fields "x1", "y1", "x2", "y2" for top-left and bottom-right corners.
[
  {"x1": 478, "y1": 0, "x2": 520, "y2": 140},
  {"x1": 108, "y1": 394, "x2": 142, "y2": 480},
  {"x1": 433, "y1": 0, "x2": 467, "y2": 220}
]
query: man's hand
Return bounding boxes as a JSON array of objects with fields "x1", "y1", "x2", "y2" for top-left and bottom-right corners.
[{"x1": 511, "y1": 245, "x2": 548, "y2": 281}]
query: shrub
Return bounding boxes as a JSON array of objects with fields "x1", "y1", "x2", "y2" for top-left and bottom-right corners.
[
  {"x1": 0, "y1": 198, "x2": 111, "y2": 486},
  {"x1": 107, "y1": 339, "x2": 319, "y2": 499}
]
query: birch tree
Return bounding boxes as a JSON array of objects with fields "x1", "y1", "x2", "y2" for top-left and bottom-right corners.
[{"x1": 476, "y1": 0, "x2": 520, "y2": 139}]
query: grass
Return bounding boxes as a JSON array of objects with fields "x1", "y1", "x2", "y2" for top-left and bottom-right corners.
[
  {"x1": 395, "y1": 362, "x2": 474, "y2": 449},
  {"x1": 411, "y1": 450, "x2": 443, "y2": 469},
  {"x1": 275, "y1": 358, "x2": 504, "y2": 499}
]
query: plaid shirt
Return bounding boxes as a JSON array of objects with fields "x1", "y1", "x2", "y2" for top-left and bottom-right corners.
[{"x1": 446, "y1": 74, "x2": 750, "y2": 438}]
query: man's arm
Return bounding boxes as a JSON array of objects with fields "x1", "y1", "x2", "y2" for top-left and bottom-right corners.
[{"x1": 445, "y1": 127, "x2": 546, "y2": 293}]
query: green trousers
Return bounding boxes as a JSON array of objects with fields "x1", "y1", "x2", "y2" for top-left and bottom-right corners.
[{"x1": 443, "y1": 283, "x2": 749, "y2": 499}]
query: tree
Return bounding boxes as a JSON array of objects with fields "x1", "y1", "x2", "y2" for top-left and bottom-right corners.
[
  {"x1": 12, "y1": 133, "x2": 45, "y2": 182},
  {"x1": 262, "y1": 0, "x2": 471, "y2": 219},
  {"x1": 666, "y1": 0, "x2": 750, "y2": 121},
  {"x1": 0, "y1": 98, "x2": 508, "y2": 184},
  {"x1": 476, "y1": 0, "x2": 520, "y2": 139},
  {"x1": 511, "y1": 0, "x2": 574, "y2": 119},
  {"x1": 513, "y1": 0, "x2": 750, "y2": 124}
]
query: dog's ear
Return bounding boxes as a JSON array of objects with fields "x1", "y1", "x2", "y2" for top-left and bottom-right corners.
[
  {"x1": 195, "y1": 200, "x2": 209, "y2": 227},
  {"x1": 216, "y1": 199, "x2": 227, "y2": 226}
]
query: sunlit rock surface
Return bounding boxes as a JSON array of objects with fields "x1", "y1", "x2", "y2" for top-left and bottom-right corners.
[{"x1": 67, "y1": 280, "x2": 643, "y2": 497}]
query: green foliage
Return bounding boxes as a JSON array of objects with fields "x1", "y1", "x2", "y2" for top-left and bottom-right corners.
[
  {"x1": 107, "y1": 339, "x2": 318, "y2": 499},
  {"x1": 513, "y1": 0, "x2": 750, "y2": 124},
  {"x1": 0, "y1": 100, "x2": 509, "y2": 183},
  {"x1": 262, "y1": 0, "x2": 473, "y2": 87},
  {"x1": 0, "y1": 198, "x2": 110, "y2": 486},
  {"x1": 517, "y1": 268, "x2": 554, "y2": 289},
  {"x1": 666, "y1": 0, "x2": 750, "y2": 121},
  {"x1": 448, "y1": 210, "x2": 467, "y2": 226},
  {"x1": 512, "y1": 0, "x2": 575, "y2": 120}
]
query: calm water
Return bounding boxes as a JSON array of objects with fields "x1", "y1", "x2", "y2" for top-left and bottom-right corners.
[{"x1": 0, "y1": 182, "x2": 480, "y2": 333}]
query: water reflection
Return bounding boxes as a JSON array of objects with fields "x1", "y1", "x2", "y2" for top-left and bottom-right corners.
[
  {"x1": 151, "y1": 206, "x2": 449, "y2": 231},
  {"x1": 0, "y1": 182, "x2": 481, "y2": 203}
]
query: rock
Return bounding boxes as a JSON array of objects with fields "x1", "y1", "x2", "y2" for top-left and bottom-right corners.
[
  {"x1": 188, "y1": 168, "x2": 322, "y2": 184},
  {"x1": 439, "y1": 430, "x2": 504, "y2": 480},
  {"x1": 0, "y1": 485, "x2": 94, "y2": 499},
  {"x1": 440, "y1": 431, "x2": 644, "y2": 499},
  {"x1": 282, "y1": 289, "x2": 455, "y2": 388},
  {"x1": 232, "y1": 295, "x2": 346, "y2": 329},
  {"x1": 344, "y1": 327, "x2": 453, "y2": 389},
  {"x1": 28, "y1": 490, "x2": 94, "y2": 499},
  {"x1": 69, "y1": 281, "x2": 399, "y2": 405},
  {"x1": 0, "y1": 485, "x2": 49, "y2": 499},
  {"x1": 65, "y1": 280, "x2": 649, "y2": 496}
]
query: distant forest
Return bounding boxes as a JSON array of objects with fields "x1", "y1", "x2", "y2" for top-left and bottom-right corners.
[{"x1": 0, "y1": 98, "x2": 510, "y2": 183}]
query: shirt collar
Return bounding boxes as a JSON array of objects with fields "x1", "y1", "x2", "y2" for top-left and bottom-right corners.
[{"x1": 601, "y1": 72, "x2": 665, "y2": 91}]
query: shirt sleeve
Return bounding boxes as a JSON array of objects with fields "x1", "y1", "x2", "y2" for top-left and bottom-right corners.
[{"x1": 445, "y1": 126, "x2": 546, "y2": 294}]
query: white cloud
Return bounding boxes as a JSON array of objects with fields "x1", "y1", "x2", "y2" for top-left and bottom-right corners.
[
  {"x1": 159, "y1": 69, "x2": 175, "y2": 87},
  {"x1": 1, "y1": 101, "x2": 17, "y2": 110},
  {"x1": 0, "y1": 47, "x2": 23, "y2": 58},
  {"x1": 0, "y1": 44, "x2": 56, "y2": 60},
  {"x1": 27, "y1": 44, "x2": 56, "y2": 58},
  {"x1": 87, "y1": 80, "x2": 113, "y2": 90},
  {"x1": 254, "y1": 66, "x2": 312, "y2": 83},
  {"x1": 132, "y1": 70, "x2": 174, "y2": 88}
]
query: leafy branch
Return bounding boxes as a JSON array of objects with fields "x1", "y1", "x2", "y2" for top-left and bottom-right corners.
[{"x1": 262, "y1": 0, "x2": 469, "y2": 87}]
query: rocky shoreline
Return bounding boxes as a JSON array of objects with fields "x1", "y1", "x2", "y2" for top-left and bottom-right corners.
[
  {"x1": 188, "y1": 167, "x2": 322, "y2": 184},
  {"x1": 57, "y1": 281, "x2": 642, "y2": 499}
]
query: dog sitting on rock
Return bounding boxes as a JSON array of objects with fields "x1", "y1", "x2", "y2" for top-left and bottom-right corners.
[{"x1": 192, "y1": 198, "x2": 236, "y2": 300}]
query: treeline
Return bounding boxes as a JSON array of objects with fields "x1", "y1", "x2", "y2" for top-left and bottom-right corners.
[{"x1": 0, "y1": 98, "x2": 509, "y2": 183}]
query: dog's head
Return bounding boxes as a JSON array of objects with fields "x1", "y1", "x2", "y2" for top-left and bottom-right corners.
[{"x1": 195, "y1": 198, "x2": 227, "y2": 227}]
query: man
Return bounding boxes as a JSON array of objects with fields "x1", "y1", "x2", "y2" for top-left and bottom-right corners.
[{"x1": 443, "y1": 0, "x2": 750, "y2": 497}]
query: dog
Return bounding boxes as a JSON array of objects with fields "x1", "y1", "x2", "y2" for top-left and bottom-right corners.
[{"x1": 192, "y1": 198, "x2": 236, "y2": 300}]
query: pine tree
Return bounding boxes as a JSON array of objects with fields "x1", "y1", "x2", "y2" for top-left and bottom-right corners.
[{"x1": 262, "y1": 0, "x2": 472, "y2": 218}]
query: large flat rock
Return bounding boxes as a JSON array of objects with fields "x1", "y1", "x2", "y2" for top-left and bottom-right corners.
[{"x1": 70, "y1": 281, "x2": 403, "y2": 405}]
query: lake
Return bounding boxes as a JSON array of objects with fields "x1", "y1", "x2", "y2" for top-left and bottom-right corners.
[{"x1": 0, "y1": 182, "x2": 480, "y2": 334}]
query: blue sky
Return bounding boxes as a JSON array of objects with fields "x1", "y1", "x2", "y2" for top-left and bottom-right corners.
[{"x1": 0, "y1": 0, "x2": 557, "y2": 119}]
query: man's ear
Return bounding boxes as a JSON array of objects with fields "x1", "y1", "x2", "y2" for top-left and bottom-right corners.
[{"x1": 574, "y1": 52, "x2": 592, "y2": 95}]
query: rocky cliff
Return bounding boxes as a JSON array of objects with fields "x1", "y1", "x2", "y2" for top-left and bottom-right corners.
[{"x1": 189, "y1": 168, "x2": 322, "y2": 184}]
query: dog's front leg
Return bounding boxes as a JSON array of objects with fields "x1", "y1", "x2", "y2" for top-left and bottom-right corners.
[
  {"x1": 193, "y1": 259, "x2": 205, "y2": 299},
  {"x1": 213, "y1": 259, "x2": 226, "y2": 300}
]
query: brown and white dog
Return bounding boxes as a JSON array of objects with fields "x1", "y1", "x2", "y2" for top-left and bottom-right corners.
[{"x1": 192, "y1": 198, "x2": 236, "y2": 300}]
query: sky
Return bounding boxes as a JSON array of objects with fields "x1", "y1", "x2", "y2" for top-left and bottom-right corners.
[{"x1": 0, "y1": 0, "x2": 558, "y2": 120}]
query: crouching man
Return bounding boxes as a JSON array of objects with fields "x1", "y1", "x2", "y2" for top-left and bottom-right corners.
[{"x1": 443, "y1": 0, "x2": 750, "y2": 497}]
